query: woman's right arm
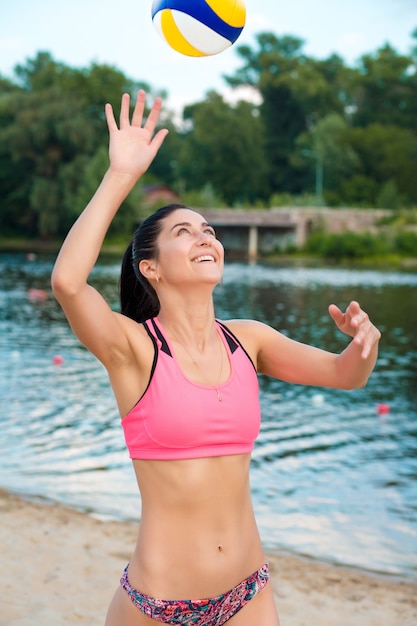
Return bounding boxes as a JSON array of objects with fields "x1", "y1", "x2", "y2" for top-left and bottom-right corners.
[{"x1": 51, "y1": 91, "x2": 168, "y2": 366}]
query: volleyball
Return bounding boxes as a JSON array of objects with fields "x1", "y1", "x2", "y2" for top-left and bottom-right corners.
[{"x1": 151, "y1": 0, "x2": 246, "y2": 57}]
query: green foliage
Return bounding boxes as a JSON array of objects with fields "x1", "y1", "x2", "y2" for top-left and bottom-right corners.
[
  {"x1": 181, "y1": 183, "x2": 225, "y2": 209},
  {"x1": 1, "y1": 34, "x2": 417, "y2": 241},
  {"x1": 377, "y1": 208, "x2": 417, "y2": 227},
  {"x1": 180, "y1": 92, "x2": 268, "y2": 205},
  {"x1": 269, "y1": 192, "x2": 318, "y2": 207},
  {"x1": 146, "y1": 117, "x2": 184, "y2": 191},
  {"x1": 352, "y1": 44, "x2": 416, "y2": 129},
  {"x1": 304, "y1": 231, "x2": 391, "y2": 259},
  {"x1": 226, "y1": 33, "x2": 417, "y2": 206},
  {"x1": 225, "y1": 33, "x2": 355, "y2": 196},
  {"x1": 394, "y1": 231, "x2": 417, "y2": 256},
  {"x1": 260, "y1": 81, "x2": 308, "y2": 194},
  {"x1": 344, "y1": 124, "x2": 417, "y2": 205},
  {"x1": 0, "y1": 53, "x2": 162, "y2": 238},
  {"x1": 304, "y1": 228, "x2": 417, "y2": 260},
  {"x1": 339, "y1": 175, "x2": 379, "y2": 207},
  {"x1": 294, "y1": 113, "x2": 359, "y2": 202},
  {"x1": 376, "y1": 180, "x2": 406, "y2": 210}
]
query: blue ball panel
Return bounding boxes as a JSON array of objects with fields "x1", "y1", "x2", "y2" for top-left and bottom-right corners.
[{"x1": 151, "y1": 0, "x2": 243, "y2": 42}]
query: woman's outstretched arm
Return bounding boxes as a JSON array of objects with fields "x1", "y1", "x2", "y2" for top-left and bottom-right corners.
[
  {"x1": 51, "y1": 91, "x2": 168, "y2": 363},
  {"x1": 228, "y1": 301, "x2": 381, "y2": 390}
]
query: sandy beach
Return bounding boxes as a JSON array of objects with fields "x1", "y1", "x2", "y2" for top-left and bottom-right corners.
[{"x1": 0, "y1": 488, "x2": 416, "y2": 626}]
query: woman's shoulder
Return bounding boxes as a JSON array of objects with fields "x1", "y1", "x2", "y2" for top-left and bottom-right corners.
[
  {"x1": 219, "y1": 318, "x2": 271, "y2": 336},
  {"x1": 217, "y1": 318, "x2": 277, "y2": 363}
]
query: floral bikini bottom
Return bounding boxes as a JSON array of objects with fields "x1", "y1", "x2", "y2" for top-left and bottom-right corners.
[{"x1": 120, "y1": 562, "x2": 269, "y2": 625}]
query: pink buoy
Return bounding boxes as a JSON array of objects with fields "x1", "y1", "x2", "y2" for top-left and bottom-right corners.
[
  {"x1": 27, "y1": 288, "x2": 48, "y2": 302},
  {"x1": 52, "y1": 355, "x2": 64, "y2": 366},
  {"x1": 377, "y1": 404, "x2": 390, "y2": 415}
]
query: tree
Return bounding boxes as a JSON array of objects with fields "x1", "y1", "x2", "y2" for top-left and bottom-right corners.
[
  {"x1": 352, "y1": 43, "x2": 417, "y2": 130},
  {"x1": 145, "y1": 117, "x2": 184, "y2": 193},
  {"x1": 224, "y1": 33, "x2": 353, "y2": 196},
  {"x1": 294, "y1": 113, "x2": 359, "y2": 205},
  {"x1": 343, "y1": 124, "x2": 417, "y2": 205},
  {"x1": 0, "y1": 87, "x2": 97, "y2": 236},
  {"x1": 0, "y1": 53, "x2": 172, "y2": 237},
  {"x1": 180, "y1": 92, "x2": 268, "y2": 205}
]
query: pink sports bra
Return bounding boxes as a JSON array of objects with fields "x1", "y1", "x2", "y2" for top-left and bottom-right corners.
[{"x1": 121, "y1": 318, "x2": 261, "y2": 460}]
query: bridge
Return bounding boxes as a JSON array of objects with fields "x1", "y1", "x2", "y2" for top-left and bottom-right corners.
[
  {"x1": 200, "y1": 208, "x2": 387, "y2": 259},
  {"x1": 201, "y1": 208, "x2": 310, "y2": 259}
]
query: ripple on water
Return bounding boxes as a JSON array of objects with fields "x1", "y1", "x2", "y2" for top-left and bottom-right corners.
[{"x1": 1, "y1": 254, "x2": 416, "y2": 578}]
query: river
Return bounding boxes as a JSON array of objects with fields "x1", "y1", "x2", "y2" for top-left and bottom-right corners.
[{"x1": 0, "y1": 253, "x2": 416, "y2": 579}]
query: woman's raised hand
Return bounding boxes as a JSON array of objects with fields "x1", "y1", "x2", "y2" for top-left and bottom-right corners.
[
  {"x1": 105, "y1": 90, "x2": 169, "y2": 179},
  {"x1": 328, "y1": 301, "x2": 381, "y2": 360}
]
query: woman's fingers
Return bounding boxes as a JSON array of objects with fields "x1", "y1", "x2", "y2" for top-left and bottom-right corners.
[
  {"x1": 143, "y1": 96, "x2": 163, "y2": 135},
  {"x1": 105, "y1": 103, "x2": 117, "y2": 132},
  {"x1": 109, "y1": 91, "x2": 163, "y2": 140},
  {"x1": 131, "y1": 90, "x2": 146, "y2": 128},
  {"x1": 328, "y1": 303, "x2": 343, "y2": 326},
  {"x1": 150, "y1": 128, "x2": 170, "y2": 153},
  {"x1": 119, "y1": 93, "x2": 131, "y2": 129}
]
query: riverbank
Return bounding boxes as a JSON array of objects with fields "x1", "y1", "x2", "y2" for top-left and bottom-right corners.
[
  {"x1": 1, "y1": 236, "x2": 416, "y2": 271},
  {"x1": 1, "y1": 489, "x2": 416, "y2": 626},
  {"x1": 0, "y1": 237, "x2": 127, "y2": 255}
]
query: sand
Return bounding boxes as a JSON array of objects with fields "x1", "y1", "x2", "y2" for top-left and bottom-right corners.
[{"x1": 0, "y1": 488, "x2": 416, "y2": 626}]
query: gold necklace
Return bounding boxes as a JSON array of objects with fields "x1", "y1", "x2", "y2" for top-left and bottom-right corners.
[{"x1": 171, "y1": 331, "x2": 224, "y2": 402}]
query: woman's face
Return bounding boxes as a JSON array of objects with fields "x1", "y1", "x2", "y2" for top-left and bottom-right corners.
[{"x1": 153, "y1": 208, "x2": 224, "y2": 288}]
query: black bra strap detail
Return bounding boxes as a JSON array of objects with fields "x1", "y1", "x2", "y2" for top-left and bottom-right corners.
[
  {"x1": 219, "y1": 325, "x2": 239, "y2": 354},
  {"x1": 217, "y1": 320, "x2": 257, "y2": 373},
  {"x1": 140, "y1": 321, "x2": 159, "y2": 398},
  {"x1": 150, "y1": 318, "x2": 172, "y2": 357}
]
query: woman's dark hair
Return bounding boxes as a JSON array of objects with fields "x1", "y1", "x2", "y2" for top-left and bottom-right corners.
[{"x1": 119, "y1": 203, "x2": 189, "y2": 323}]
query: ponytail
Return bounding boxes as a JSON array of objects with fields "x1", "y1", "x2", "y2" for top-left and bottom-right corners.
[{"x1": 119, "y1": 241, "x2": 160, "y2": 322}]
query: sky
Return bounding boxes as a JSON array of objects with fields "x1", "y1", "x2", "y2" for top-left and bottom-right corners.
[{"x1": 1, "y1": 0, "x2": 416, "y2": 111}]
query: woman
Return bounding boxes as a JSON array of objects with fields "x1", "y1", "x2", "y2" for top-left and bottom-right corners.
[{"x1": 51, "y1": 91, "x2": 381, "y2": 626}]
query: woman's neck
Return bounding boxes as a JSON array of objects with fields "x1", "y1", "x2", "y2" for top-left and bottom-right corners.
[{"x1": 157, "y1": 300, "x2": 217, "y2": 351}]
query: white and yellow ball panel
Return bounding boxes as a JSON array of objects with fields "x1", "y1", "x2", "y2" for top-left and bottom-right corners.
[
  {"x1": 151, "y1": 0, "x2": 246, "y2": 57},
  {"x1": 153, "y1": 10, "x2": 233, "y2": 56}
]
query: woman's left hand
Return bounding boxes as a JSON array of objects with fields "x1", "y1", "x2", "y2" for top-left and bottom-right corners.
[{"x1": 328, "y1": 301, "x2": 381, "y2": 360}]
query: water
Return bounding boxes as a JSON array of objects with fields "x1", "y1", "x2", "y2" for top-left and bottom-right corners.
[{"x1": 1, "y1": 253, "x2": 416, "y2": 580}]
